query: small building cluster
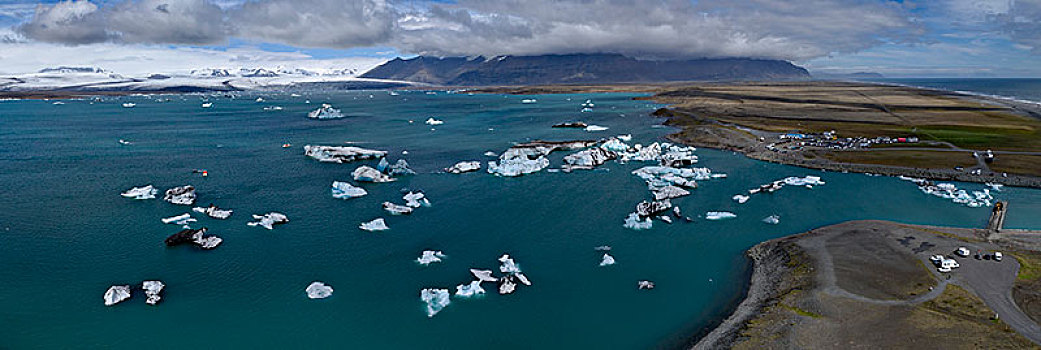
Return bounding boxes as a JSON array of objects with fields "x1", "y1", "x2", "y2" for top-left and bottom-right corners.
[{"x1": 767, "y1": 130, "x2": 919, "y2": 152}]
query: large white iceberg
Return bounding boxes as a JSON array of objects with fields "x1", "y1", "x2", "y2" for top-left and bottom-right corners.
[
  {"x1": 653, "y1": 186, "x2": 690, "y2": 200},
  {"x1": 417, "y1": 250, "x2": 445, "y2": 265},
  {"x1": 306, "y1": 282, "x2": 334, "y2": 299},
  {"x1": 487, "y1": 156, "x2": 549, "y2": 177},
  {"x1": 304, "y1": 145, "x2": 387, "y2": 163},
  {"x1": 420, "y1": 288, "x2": 451, "y2": 317},
  {"x1": 359, "y1": 218, "x2": 389, "y2": 232},
  {"x1": 562, "y1": 147, "x2": 617, "y2": 171},
  {"x1": 163, "y1": 185, "x2": 196, "y2": 205},
  {"x1": 425, "y1": 117, "x2": 444, "y2": 125},
  {"x1": 104, "y1": 285, "x2": 131, "y2": 306},
  {"x1": 192, "y1": 204, "x2": 232, "y2": 219},
  {"x1": 307, "y1": 104, "x2": 343, "y2": 119},
  {"x1": 353, "y1": 166, "x2": 396, "y2": 183},
  {"x1": 899, "y1": 177, "x2": 995, "y2": 208},
  {"x1": 247, "y1": 212, "x2": 289, "y2": 230},
  {"x1": 600, "y1": 254, "x2": 616, "y2": 266},
  {"x1": 403, "y1": 191, "x2": 430, "y2": 208},
  {"x1": 331, "y1": 181, "x2": 367, "y2": 199},
  {"x1": 445, "y1": 161, "x2": 481, "y2": 174},
  {"x1": 455, "y1": 281, "x2": 486, "y2": 297},
  {"x1": 585, "y1": 125, "x2": 609, "y2": 132},
  {"x1": 142, "y1": 280, "x2": 164, "y2": 305},
  {"x1": 705, "y1": 211, "x2": 737, "y2": 220},
  {"x1": 382, "y1": 202, "x2": 413, "y2": 215},
  {"x1": 470, "y1": 269, "x2": 498, "y2": 282},
  {"x1": 121, "y1": 185, "x2": 156, "y2": 199}
]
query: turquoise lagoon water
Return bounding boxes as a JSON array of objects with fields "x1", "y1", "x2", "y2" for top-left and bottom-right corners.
[{"x1": 1, "y1": 89, "x2": 1041, "y2": 348}]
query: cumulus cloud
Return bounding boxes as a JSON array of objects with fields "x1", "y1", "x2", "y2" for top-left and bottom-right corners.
[
  {"x1": 991, "y1": 0, "x2": 1041, "y2": 52},
  {"x1": 14, "y1": 0, "x2": 921, "y2": 60}
]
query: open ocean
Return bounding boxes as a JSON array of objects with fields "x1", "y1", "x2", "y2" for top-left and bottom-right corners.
[{"x1": 2, "y1": 80, "x2": 1041, "y2": 348}]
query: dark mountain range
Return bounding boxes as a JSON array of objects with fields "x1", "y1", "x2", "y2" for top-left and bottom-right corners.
[{"x1": 360, "y1": 53, "x2": 810, "y2": 85}]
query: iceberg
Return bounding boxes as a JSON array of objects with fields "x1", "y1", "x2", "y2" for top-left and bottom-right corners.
[
  {"x1": 359, "y1": 218, "x2": 389, "y2": 232},
  {"x1": 163, "y1": 185, "x2": 196, "y2": 205},
  {"x1": 581, "y1": 100, "x2": 595, "y2": 108},
  {"x1": 445, "y1": 161, "x2": 481, "y2": 174},
  {"x1": 498, "y1": 254, "x2": 522, "y2": 274},
  {"x1": 161, "y1": 213, "x2": 196, "y2": 226},
  {"x1": 417, "y1": 250, "x2": 445, "y2": 265},
  {"x1": 632, "y1": 166, "x2": 712, "y2": 191},
  {"x1": 304, "y1": 145, "x2": 386, "y2": 163},
  {"x1": 623, "y1": 213, "x2": 653, "y2": 230},
  {"x1": 515, "y1": 273, "x2": 532, "y2": 286},
  {"x1": 353, "y1": 166, "x2": 396, "y2": 183},
  {"x1": 382, "y1": 202, "x2": 413, "y2": 215},
  {"x1": 420, "y1": 288, "x2": 451, "y2": 317},
  {"x1": 599, "y1": 254, "x2": 616, "y2": 266},
  {"x1": 499, "y1": 277, "x2": 517, "y2": 295},
  {"x1": 455, "y1": 280, "x2": 486, "y2": 297},
  {"x1": 122, "y1": 103, "x2": 136, "y2": 108},
  {"x1": 562, "y1": 147, "x2": 617, "y2": 171},
  {"x1": 483, "y1": 151, "x2": 498, "y2": 157},
  {"x1": 521, "y1": 99, "x2": 537, "y2": 104},
  {"x1": 552, "y1": 121, "x2": 587, "y2": 128},
  {"x1": 142, "y1": 280, "x2": 164, "y2": 305},
  {"x1": 424, "y1": 117, "x2": 444, "y2": 125},
  {"x1": 705, "y1": 211, "x2": 737, "y2": 220},
  {"x1": 307, "y1": 104, "x2": 343, "y2": 119},
  {"x1": 104, "y1": 285, "x2": 132, "y2": 306},
  {"x1": 600, "y1": 138, "x2": 630, "y2": 152},
  {"x1": 899, "y1": 177, "x2": 996, "y2": 208},
  {"x1": 653, "y1": 186, "x2": 690, "y2": 200},
  {"x1": 247, "y1": 212, "x2": 289, "y2": 230},
  {"x1": 331, "y1": 181, "x2": 367, "y2": 199},
  {"x1": 637, "y1": 280, "x2": 655, "y2": 290},
  {"x1": 733, "y1": 195, "x2": 750, "y2": 204},
  {"x1": 487, "y1": 156, "x2": 549, "y2": 177},
  {"x1": 306, "y1": 282, "x2": 334, "y2": 299},
  {"x1": 164, "y1": 227, "x2": 222, "y2": 250},
  {"x1": 383, "y1": 159, "x2": 416, "y2": 176},
  {"x1": 763, "y1": 215, "x2": 780, "y2": 225},
  {"x1": 748, "y1": 176, "x2": 826, "y2": 195},
  {"x1": 201, "y1": 102, "x2": 212, "y2": 108},
  {"x1": 403, "y1": 191, "x2": 430, "y2": 208},
  {"x1": 192, "y1": 204, "x2": 232, "y2": 219},
  {"x1": 660, "y1": 215, "x2": 673, "y2": 224},
  {"x1": 635, "y1": 200, "x2": 672, "y2": 218},
  {"x1": 470, "y1": 269, "x2": 498, "y2": 283},
  {"x1": 585, "y1": 125, "x2": 609, "y2": 132},
  {"x1": 121, "y1": 185, "x2": 156, "y2": 199}
]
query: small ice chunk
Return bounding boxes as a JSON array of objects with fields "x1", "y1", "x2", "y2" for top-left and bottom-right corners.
[
  {"x1": 470, "y1": 269, "x2": 498, "y2": 282},
  {"x1": 161, "y1": 213, "x2": 196, "y2": 225},
  {"x1": 331, "y1": 181, "x2": 367, "y2": 199},
  {"x1": 420, "y1": 288, "x2": 451, "y2": 317},
  {"x1": 307, "y1": 104, "x2": 343, "y2": 119},
  {"x1": 659, "y1": 215, "x2": 673, "y2": 224},
  {"x1": 417, "y1": 250, "x2": 445, "y2": 265},
  {"x1": 499, "y1": 277, "x2": 517, "y2": 295},
  {"x1": 121, "y1": 185, "x2": 156, "y2": 199},
  {"x1": 424, "y1": 117, "x2": 444, "y2": 125},
  {"x1": 653, "y1": 186, "x2": 690, "y2": 200},
  {"x1": 705, "y1": 211, "x2": 737, "y2": 220},
  {"x1": 521, "y1": 99, "x2": 537, "y2": 104},
  {"x1": 403, "y1": 191, "x2": 430, "y2": 208},
  {"x1": 483, "y1": 151, "x2": 497, "y2": 157},
  {"x1": 455, "y1": 281, "x2": 486, "y2": 297},
  {"x1": 623, "y1": 213, "x2": 653, "y2": 230},
  {"x1": 585, "y1": 125, "x2": 609, "y2": 131},
  {"x1": 380, "y1": 158, "x2": 416, "y2": 176},
  {"x1": 192, "y1": 204, "x2": 232, "y2": 219},
  {"x1": 762, "y1": 215, "x2": 780, "y2": 225},
  {"x1": 142, "y1": 280, "x2": 164, "y2": 305},
  {"x1": 306, "y1": 282, "x2": 334, "y2": 299},
  {"x1": 733, "y1": 195, "x2": 750, "y2": 204},
  {"x1": 201, "y1": 102, "x2": 212, "y2": 108},
  {"x1": 359, "y1": 218, "x2": 389, "y2": 232},
  {"x1": 600, "y1": 254, "x2": 616, "y2": 266},
  {"x1": 515, "y1": 273, "x2": 532, "y2": 286},
  {"x1": 247, "y1": 212, "x2": 289, "y2": 230},
  {"x1": 104, "y1": 285, "x2": 132, "y2": 306},
  {"x1": 163, "y1": 185, "x2": 196, "y2": 205},
  {"x1": 122, "y1": 103, "x2": 135, "y2": 108},
  {"x1": 353, "y1": 166, "x2": 396, "y2": 183},
  {"x1": 445, "y1": 161, "x2": 481, "y2": 174},
  {"x1": 594, "y1": 245, "x2": 612, "y2": 251},
  {"x1": 499, "y1": 254, "x2": 521, "y2": 274},
  {"x1": 382, "y1": 202, "x2": 413, "y2": 215},
  {"x1": 637, "y1": 280, "x2": 655, "y2": 290}
]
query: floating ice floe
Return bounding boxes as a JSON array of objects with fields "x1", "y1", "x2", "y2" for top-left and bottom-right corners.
[
  {"x1": 488, "y1": 140, "x2": 597, "y2": 177},
  {"x1": 263, "y1": 106, "x2": 283, "y2": 111},
  {"x1": 986, "y1": 182, "x2": 1004, "y2": 191},
  {"x1": 653, "y1": 185, "x2": 690, "y2": 200},
  {"x1": 331, "y1": 181, "x2": 367, "y2": 199},
  {"x1": 623, "y1": 213, "x2": 653, "y2": 230},
  {"x1": 306, "y1": 282, "x2": 333, "y2": 299},
  {"x1": 487, "y1": 156, "x2": 550, "y2": 177},
  {"x1": 201, "y1": 102, "x2": 212, "y2": 108},
  {"x1": 632, "y1": 166, "x2": 712, "y2": 191},
  {"x1": 455, "y1": 281, "x2": 486, "y2": 297},
  {"x1": 521, "y1": 99, "x2": 537, "y2": 104},
  {"x1": 581, "y1": 100, "x2": 595, "y2": 108},
  {"x1": 247, "y1": 212, "x2": 289, "y2": 230},
  {"x1": 104, "y1": 285, "x2": 132, "y2": 306},
  {"x1": 142, "y1": 280, "x2": 164, "y2": 305},
  {"x1": 762, "y1": 215, "x2": 780, "y2": 225},
  {"x1": 496, "y1": 254, "x2": 531, "y2": 294},
  {"x1": 382, "y1": 202, "x2": 413, "y2": 215},
  {"x1": 585, "y1": 125, "x2": 609, "y2": 132},
  {"x1": 581, "y1": 107, "x2": 594, "y2": 113},
  {"x1": 563, "y1": 147, "x2": 617, "y2": 171},
  {"x1": 122, "y1": 103, "x2": 136, "y2": 108},
  {"x1": 499, "y1": 277, "x2": 517, "y2": 294},
  {"x1": 164, "y1": 227, "x2": 222, "y2": 249},
  {"x1": 353, "y1": 166, "x2": 396, "y2": 183},
  {"x1": 552, "y1": 121, "x2": 587, "y2": 128},
  {"x1": 483, "y1": 151, "x2": 497, "y2": 157},
  {"x1": 733, "y1": 195, "x2": 750, "y2": 204},
  {"x1": 304, "y1": 145, "x2": 387, "y2": 163},
  {"x1": 637, "y1": 280, "x2": 655, "y2": 290},
  {"x1": 705, "y1": 212, "x2": 737, "y2": 220},
  {"x1": 161, "y1": 213, "x2": 196, "y2": 226},
  {"x1": 599, "y1": 254, "x2": 616, "y2": 266},
  {"x1": 420, "y1": 288, "x2": 451, "y2": 317},
  {"x1": 417, "y1": 250, "x2": 445, "y2": 265},
  {"x1": 403, "y1": 191, "x2": 431, "y2": 208},
  {"x1": 595, "y1": 245, "x2": 612, "y2": 251},
  {"x1": 118, "y1": 139, "x2": 132, "y2": 146},
  {"x1": 377, "y1": 158, "x2": 416, "y2": 176},
  {"x1": 635, "y1": 200, "x2": 673, "y2": 218},
  {"x1": 359, "y1": 218, "x2": 389, "y2": 232},
  {"x1": 660, "y1": 216, "x2": 673, "y2": 224},
  {"x1": 445, "y1": 161, "x2": 481, "y2": 174},
  {"x1": 424, "y1": 117, "x2": 444, "y2": 125},
  {"x1": 471, "y1": 269, "x2": 498, "y2": 282},
  {"x1": 255, "y1": 97, "x2": 265, "y2": 103},
  {"x1": 748, "y1": 176, "x2": 825, "y2": 195},
  {"x1": 898, "y1": 177, "x2": 995, "y2": 208},
  {"x1": 192, "y1": 204, "x2": 232, "y2": 219},
  {"x1": 121, "y1": 185, "x2": 156, "y2": 199},
  {"x1": 499, "y1": 254, "x2": 522, "y2": 274},
  {"x1": 163, "y1": 185, "x2": 196, "y2": 205},
  {"x1": 307, "y1": 104, "x2": 343, "y2": 119}
]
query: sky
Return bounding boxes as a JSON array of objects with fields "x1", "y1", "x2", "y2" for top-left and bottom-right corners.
[{"x1": 0, "y1": 0, "x2": 1038, "y2": 77}]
